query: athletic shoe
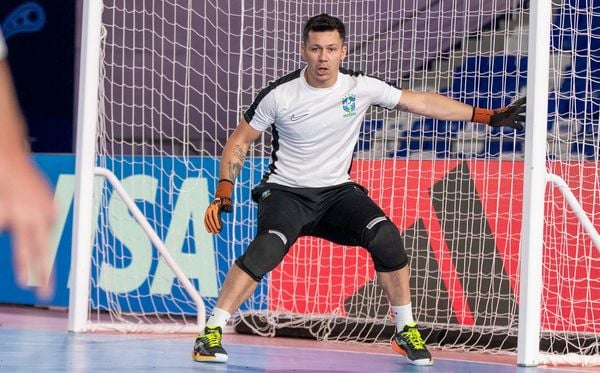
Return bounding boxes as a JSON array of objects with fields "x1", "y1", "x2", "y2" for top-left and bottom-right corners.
[
  {"x1": 192, "y1": 326, "x2": 228, "y2": 363},
  {"x1": 391, "y1": 322, "x2": 433, "y2": 366}
]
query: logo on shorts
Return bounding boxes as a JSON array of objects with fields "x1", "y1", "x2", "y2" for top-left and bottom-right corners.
[
  {"x1": 261, "y1": 190, "x2": 271, "y2": 200},
  {"x1": 342, "y1": 93, "x2": 357, "y2": 118}
]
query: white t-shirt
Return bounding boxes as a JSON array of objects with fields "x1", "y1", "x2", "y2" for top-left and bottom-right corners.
[
  {"x1": 0, "y1": 29, "x2": 6, "y2": 59},
  {"x1": 244, "y1": 67, "x2": 402, "y2": 188}
]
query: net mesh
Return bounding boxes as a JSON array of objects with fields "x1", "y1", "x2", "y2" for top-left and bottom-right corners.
[{"x1": 85, "y1": 0, "x2": 599, "y2": 364}]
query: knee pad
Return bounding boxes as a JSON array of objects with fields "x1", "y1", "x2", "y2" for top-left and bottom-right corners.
[
  {"x1": 235, "y1": 230, "x2": 289, "y2": 281},
  {"x1": 362, "y1": 217, "x2": 408, "y2": 272}
]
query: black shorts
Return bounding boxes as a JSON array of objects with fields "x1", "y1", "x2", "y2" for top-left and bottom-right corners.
[{"x1": 251, "y1": 182, "x2": 387, "y2": 248}]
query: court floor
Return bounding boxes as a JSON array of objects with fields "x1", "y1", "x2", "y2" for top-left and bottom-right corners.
[{"x1": 0, "y1": 304, "x2": 595, "y2": 372}]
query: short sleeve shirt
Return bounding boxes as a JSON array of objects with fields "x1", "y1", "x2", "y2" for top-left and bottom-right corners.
[
  {"x1": 0, "y1": 29, "x2": 6, "y2": 59},
  {"x1": 244, "y1": 67, "x2": 402, "y2": 188}
]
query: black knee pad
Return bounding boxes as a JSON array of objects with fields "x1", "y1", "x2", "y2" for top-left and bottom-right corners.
[
  {"x1": 362, "y1": 217, "x2": 408, "y2": 272},
  {"x1": 235, "y1": 230, "x2": 289, "y2": 281}
]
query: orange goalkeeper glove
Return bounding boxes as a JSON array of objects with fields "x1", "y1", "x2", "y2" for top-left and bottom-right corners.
[
  {"x1": 204, "y1": 179, "x2": 233, "y2": 234},
  {"x1": 471, "y1": 96, "x2": 526, "y2": 131}
]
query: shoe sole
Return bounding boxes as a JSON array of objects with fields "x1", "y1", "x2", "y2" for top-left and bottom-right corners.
[
  {"x1": 192, "y1": 352, "x2": 228, "y2": 363},
  {"x1": 391, "y1": 340, "x2": 433, "y2": 366}
]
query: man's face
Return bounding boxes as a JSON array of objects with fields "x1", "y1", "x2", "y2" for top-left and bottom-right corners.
[{"x1": 301, "y1": 30, "x2": 347, "y2": 88}]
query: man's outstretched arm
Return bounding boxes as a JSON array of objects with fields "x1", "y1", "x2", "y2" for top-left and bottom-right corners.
[{"x1": 397, "y1": 91, "x2": 526, "y2": 130}]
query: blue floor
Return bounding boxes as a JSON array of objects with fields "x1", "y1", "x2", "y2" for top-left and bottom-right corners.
[{"x1": 0, "y1": 327, "x2": 593, "y2": 373}]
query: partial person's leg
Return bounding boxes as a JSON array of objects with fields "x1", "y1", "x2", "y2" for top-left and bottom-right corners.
[
  {"x1": 193, "y1": 187, "x2": 309, "y2": 364},
  {"x1": 365, "y1": 223, "x2": 432, "y2": 365},
  {"x1": 369, "y1": 241, "x2": 432, "y2": 365},
  {"x1": 313, "y1": 183, "x2": 432, "y2": 365},
  {"x1": 377, "y1": 267, "x2": 413, "y2": 324},
  {"x1": 210, "y1": 264, "x2": 260, "y2": 323}
]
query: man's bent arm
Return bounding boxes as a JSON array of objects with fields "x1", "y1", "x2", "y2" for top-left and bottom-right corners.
[{"x1": 219, "y1": 118, "x2": 263, "y2": 183}]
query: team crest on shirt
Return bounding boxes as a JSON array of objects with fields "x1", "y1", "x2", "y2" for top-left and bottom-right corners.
[{"x1": 342, "y1": 93, "x2": 357, "y2": 118}]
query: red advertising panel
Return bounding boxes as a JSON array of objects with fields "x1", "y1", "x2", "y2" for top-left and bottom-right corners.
[{"x1": 269, "y1": 160, "x2": 600, "y2": 333}]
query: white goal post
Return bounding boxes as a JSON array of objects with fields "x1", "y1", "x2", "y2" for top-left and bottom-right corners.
[
  {"x1": 69, "y1": 0, "x2": 600, "y2": 366},
  {"x1": 68, "y1": 0, "x2": 207, "y2": 333}
]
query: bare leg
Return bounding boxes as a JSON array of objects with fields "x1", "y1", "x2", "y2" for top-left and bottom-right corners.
[
  {"x1": 382, "y1": 265, "x2": 432, "y2": 365},
  {"x1": 194, "y1": 265, "x2": 255, "y2": 363},
  {"x1": 215, "y1": 264, "x2": 259, "y2": 314},
  {"x1": 377, "y1": 266, "x2": 411, "y2": 306}
]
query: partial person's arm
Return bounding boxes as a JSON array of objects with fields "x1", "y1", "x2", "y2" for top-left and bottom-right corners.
[
  {"x1": 204, "y1": 118, "x2": 262, "y2": 233},
  {"x1": 396, "y1": 91, "x2": 526, "y2": 130},
  {"x1": 218, "y1": 118, "x2": 263, "y2": 183},
  {"x1": 0, "y1": 59, "x2": 55, "y2": 296}
]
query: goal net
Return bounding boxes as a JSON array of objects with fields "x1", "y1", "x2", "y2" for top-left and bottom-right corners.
[{"x1": 72, "y1": 0, "x2": 599, "y2": 365}]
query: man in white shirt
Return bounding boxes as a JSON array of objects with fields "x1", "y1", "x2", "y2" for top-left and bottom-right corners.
[
  {"x1": 195, "y1": 13, "x2": 525, "y2": 366},
  {"x1": 0, "y1": 29, "x2": 56, "y2": 297}
]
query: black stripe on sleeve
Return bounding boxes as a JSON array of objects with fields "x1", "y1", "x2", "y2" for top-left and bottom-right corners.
[{"x1": 243, "y1": 68, "x2": 303, "y2": 123}]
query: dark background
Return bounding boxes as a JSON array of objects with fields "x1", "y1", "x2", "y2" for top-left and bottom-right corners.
[{"x1": 0, "y1": 0, "x2": 75, "y2": 153}]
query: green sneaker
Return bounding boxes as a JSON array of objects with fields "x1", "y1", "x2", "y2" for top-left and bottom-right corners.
[
  {"x1": 192, "y1": 326, "x2": 228, "y2": 363},
  {"x1": 391, "y1": 323, "x2": 433, "y2": 366}
]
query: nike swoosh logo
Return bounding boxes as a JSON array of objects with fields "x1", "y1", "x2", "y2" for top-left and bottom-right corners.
[{"x1": 291, "y1": 113, "x2": 309, "y2": 121}]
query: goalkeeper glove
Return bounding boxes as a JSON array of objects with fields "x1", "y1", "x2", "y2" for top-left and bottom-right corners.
[
  {"x1": 204, "y1": 179, "x2": 233, "y2": 234},
  {"x1": 471, "y1": 96, "x2": 526, "y2": 131}
]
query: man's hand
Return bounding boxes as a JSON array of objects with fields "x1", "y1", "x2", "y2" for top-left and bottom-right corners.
[
  {"x1": 471, "y1": 97, "x2": 526, "y2": 131},
  {"x1": 0, "y1": 153, "x2": 56, "y2": 298},
  {"x1": 204, "y1": 197, "x2": 233, "y2": 233},
  {"x1": 204, "y1": 179, "x2": 234, "y2": 234}
]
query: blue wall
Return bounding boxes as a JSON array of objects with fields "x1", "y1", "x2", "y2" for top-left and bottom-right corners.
[
  {"x1": 1, "y1": 1, "x2": 75, "y2": 153},
  {"x1": 0, "y1": 154, "x2": 265, "y2": 315}
]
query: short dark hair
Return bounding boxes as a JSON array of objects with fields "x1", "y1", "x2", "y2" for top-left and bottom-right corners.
[{"x1": 302, "y1": 14, "x2": 345, "y2": 43}]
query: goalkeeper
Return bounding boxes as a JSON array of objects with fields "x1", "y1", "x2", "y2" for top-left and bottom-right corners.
[{"x1": 194, "y1": 13, "x2": 526, "y2": 366}]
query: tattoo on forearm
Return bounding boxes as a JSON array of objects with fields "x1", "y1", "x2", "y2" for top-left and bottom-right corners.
[
  {"x1": 227, "y1": 161, "x2": 242, "y2": 181},
  {"x1": 396, "y1": 103, "x2": 409, "y2": 112},
  {"x1": 227, "y1": 145, "x2": 246, "y2": 180},
  {"x1": 232, "y1": 145, "x2": 246, "y2": 163}
]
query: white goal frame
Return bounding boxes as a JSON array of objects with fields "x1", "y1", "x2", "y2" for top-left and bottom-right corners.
[
  {"x1": 68, "y1": 0, "x2": 600, "y2": 366},
  {"x1": 516, "y1": 0, "x2": 550, "y2": 366},
  {"x1": 518, "y1": 0, "x2": 600, "y2": 366},
  {"x1": 68, "y1": 0, "x2": 205, "y2": 334}
]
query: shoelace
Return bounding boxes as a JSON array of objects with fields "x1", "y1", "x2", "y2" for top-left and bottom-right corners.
[
  {"x1": 402, "y1": 327, "x2": 425, "y2": 350},
  {"x1": 201, "y1": 330, "x2": 221, "y2": 348}
]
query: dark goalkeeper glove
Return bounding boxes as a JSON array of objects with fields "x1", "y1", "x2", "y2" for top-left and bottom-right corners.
[
  {"x1": 471, "y1": 96, "x2": 526, "y2": 131},
  {"x1": 204, "y1": 179, "x2": 233, "y2": 234}
]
